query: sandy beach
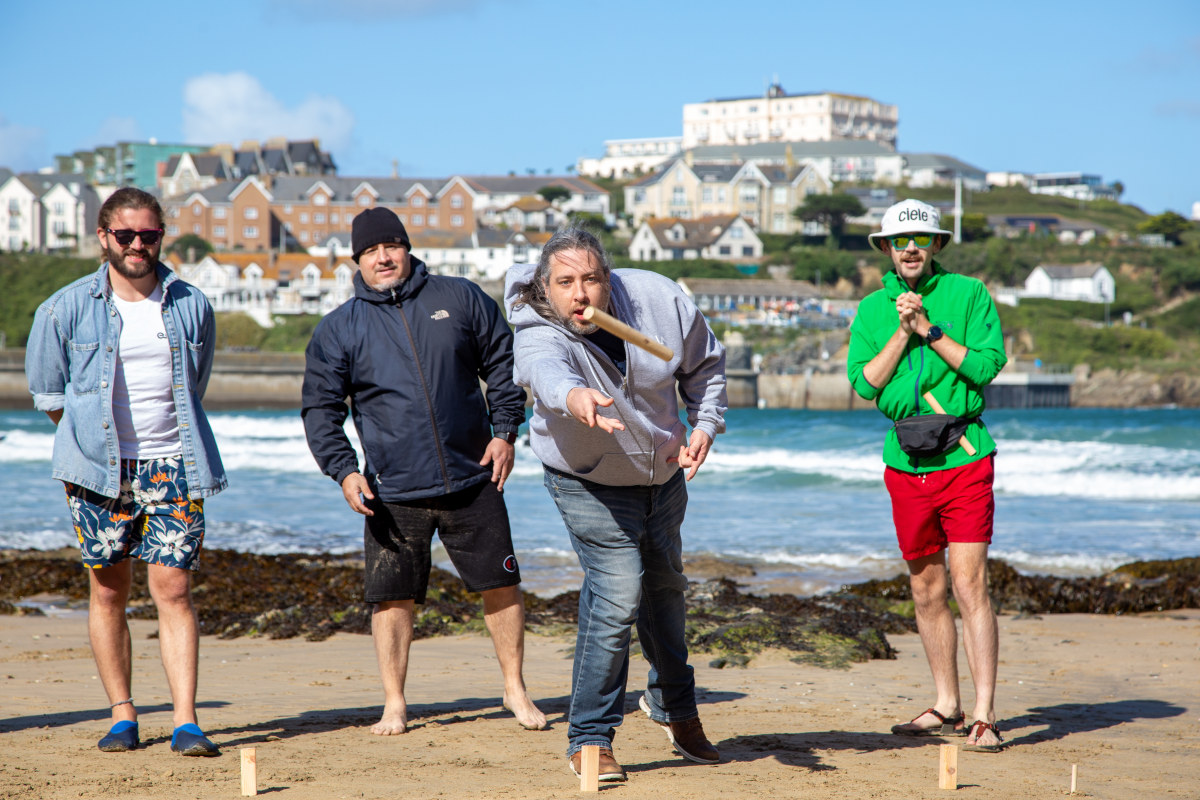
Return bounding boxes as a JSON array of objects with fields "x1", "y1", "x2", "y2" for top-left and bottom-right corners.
[{"x1": 1, "y1": 608, "x2": 1196, "y2": 800}]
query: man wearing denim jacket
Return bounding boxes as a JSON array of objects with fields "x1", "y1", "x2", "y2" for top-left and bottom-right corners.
[
  {"x1": 506, "y1": 227, "x2": 727, "y2": 782},
  {"x1": 25, "y1": 188, "x2": 226, "y2": 757}
]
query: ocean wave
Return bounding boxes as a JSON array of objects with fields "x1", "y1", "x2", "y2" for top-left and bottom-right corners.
[
  {"x1": 988, "y1": 548, "x2": 1127, "y2": 577},
  {"x1": 0, "y1": 430, "x2": 55, "y2": 463}
]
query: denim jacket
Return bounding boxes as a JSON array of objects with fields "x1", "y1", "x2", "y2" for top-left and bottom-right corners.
[{"x1": 25, "y1": 262, "x2": 227, "y2": 499}]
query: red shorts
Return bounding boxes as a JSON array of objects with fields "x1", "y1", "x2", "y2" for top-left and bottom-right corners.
[{"x1": 884, "y1": 455, "x2": 995, "y2": 561}]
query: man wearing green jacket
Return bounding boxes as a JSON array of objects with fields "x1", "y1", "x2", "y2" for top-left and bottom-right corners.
[{"x1": 847, "y1": 199, "x2": 1006, "y2": 753}]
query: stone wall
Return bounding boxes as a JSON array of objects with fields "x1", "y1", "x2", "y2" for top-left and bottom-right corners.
[{"x1": 4, "y1": 349, "x2": 1198, "y2": 410}]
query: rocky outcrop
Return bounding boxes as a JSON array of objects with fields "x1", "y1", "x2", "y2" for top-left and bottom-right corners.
[{"x1": 1071, "y1": 368, "x2": 1200, "y2": 408}]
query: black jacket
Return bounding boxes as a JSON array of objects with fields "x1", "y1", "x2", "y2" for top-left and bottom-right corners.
[{"x1": 301, "y1": 258, "x2": 525, "y2": 501}]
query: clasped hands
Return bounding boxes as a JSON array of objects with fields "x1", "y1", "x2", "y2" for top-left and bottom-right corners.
[{"x1": 896, "y1": 291, "x2": 932, "y2": 339}]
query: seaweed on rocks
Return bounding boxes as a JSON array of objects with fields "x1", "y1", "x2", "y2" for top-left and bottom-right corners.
[
  {"x1": 682, "y1": 578, "x2": 912, "y2": 669},
  {"x1": 844, "y1": 558, "x2": 1200, "y2": 615},
  {"x1": 2, "y1": 550, "x2": 1198, "y2": 666}
]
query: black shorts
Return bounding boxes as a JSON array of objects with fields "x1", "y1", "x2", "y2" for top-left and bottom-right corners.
[{"x1": 363, "y1": 480, "x2": 520, "y2": 604}]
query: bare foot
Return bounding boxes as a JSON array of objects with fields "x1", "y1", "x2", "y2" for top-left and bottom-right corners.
[
  {"x1": 370, "y1": 701, "x2": 407, "y2": 735},
  {"x1": 502, "y1": 690, "x2": 548, "y2": 731}
]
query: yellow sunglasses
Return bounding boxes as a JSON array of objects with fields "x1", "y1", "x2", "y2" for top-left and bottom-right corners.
[{"x1": 888, "y1": 234, "x2": 935, "y2": 249}]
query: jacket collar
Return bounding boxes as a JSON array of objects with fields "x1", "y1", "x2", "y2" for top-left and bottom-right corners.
[
  {"x1": 883, "y1": 259, "x2": 945, "y2": 299},
  {"x1": 89, "y1": 261, "x2": 176, "y2": 299},
  {"x1": 353, "y1": 256, "x2": 429, "y2": 303}
]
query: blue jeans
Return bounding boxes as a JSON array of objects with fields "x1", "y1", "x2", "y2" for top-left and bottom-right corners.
[{"x1": 544, "y1": 467, "x2": 696, "y2": 756}]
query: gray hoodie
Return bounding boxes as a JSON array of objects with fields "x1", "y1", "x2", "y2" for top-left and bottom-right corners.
[{"x1": 505, "y1": 264, "x2": 727, "y2": 487}]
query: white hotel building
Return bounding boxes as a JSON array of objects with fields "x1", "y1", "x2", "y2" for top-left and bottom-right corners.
[{"x1": 682, "y1": 84, "x2": 898, "y2": 151}]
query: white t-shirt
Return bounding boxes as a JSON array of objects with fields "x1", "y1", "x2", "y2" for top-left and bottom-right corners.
[{"x1": 111, "y1": 285, "x2": 181, "y2": 459}]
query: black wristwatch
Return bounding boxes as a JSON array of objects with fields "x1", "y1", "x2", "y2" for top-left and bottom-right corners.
[
  {"x1": 925, "y1": 325, "x2": 944, "y2": 344},
  {"x1": 497, "y1": 431, "x2": 518, "y2": 444}
]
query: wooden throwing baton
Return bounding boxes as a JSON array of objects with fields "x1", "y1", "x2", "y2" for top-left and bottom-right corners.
[
  {"x1": 582, "y1": 306, "x2": 674, "y2": 362},
  {"x1": 923, "y1": 391, "x2": 977, "y2": 456}
]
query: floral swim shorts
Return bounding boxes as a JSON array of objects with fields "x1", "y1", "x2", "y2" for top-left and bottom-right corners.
[{"x1": 64, "y1": 456, "x2": 205, "y2": 570}]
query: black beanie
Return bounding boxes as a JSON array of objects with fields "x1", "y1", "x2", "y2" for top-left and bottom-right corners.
[{"x1": 352, "y1": 207, "x2": 411, "y2": 263}]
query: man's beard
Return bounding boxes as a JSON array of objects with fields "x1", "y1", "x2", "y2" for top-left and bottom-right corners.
[
  {"x1": 105, "y1": 243, "x2": 156, "y2": 281},
  {"x1": 563, "y1": 316, "x2": 598, "y2": 335}
]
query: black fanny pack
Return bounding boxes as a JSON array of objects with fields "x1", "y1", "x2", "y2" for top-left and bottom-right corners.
[{"x1": 892, "y1": 414, "x2": 975, "y2": 458}]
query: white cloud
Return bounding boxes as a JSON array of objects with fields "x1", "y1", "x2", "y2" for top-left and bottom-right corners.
[
  {"x1": 181, "y1": 72, "x2": 354, "y2": 153},
  {"x1": 0, "y1": 115, "x2": 47, "y2": 171}
]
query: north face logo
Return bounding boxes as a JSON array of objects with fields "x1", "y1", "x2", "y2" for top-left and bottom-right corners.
[{"x1": 431, "y1": 309, "x2": 450, "y2": 320}]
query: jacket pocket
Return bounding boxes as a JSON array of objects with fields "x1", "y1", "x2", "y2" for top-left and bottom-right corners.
[{"x1": 68, "y1": 340, "x2": 101, "y2": 394}]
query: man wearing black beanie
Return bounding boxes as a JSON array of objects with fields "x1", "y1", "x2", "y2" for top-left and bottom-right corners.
[{"x1": 302, "y1": 206, "x2": 546, "y2": 734}]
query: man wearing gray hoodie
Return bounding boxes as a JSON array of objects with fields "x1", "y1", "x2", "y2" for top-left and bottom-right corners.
[{"x1": 505, "y1": 228, "x2": 727, "y2": 782}]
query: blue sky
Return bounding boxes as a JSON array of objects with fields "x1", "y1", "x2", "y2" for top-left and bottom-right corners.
[{"x1": 2, "y1": 0, "x2": 1197, "y2": 216}]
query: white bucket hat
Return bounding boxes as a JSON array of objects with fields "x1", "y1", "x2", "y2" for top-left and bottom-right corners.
[{"x1": 868, "y1": 199, "x2": 952, "y2": 252}]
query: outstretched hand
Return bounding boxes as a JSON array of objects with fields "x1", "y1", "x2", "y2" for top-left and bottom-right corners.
[
  {"x1": 668, "y1": 429, "x2": 713, "y2": 481},
  {"x1": 566, "y1": 387, "x2": 625, "y2": 434}
]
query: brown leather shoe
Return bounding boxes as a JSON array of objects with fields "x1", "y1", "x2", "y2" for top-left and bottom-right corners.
[
  {"x1": 640, "y1": 695, "x2": 720, "y2": 764},
  {"x1": 569, "y1": 747, "x2": 627, "y2": 782}
]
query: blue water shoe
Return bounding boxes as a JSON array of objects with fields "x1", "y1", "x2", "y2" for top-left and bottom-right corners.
[
  {"x1": 97, "y1": 720, "x2": 139, "y2": 752},
  {"x1": 170, "y1": 723, "x2": 220, "y2": 757}
]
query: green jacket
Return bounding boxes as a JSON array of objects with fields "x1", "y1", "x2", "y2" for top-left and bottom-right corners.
[{"x1": 847, "y1": 261, "x2": 1007, "y2": 473}]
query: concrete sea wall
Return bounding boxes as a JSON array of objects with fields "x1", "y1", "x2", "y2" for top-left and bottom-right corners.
[{"x1": 3, "y1": 350, "x2": 1198, "y2": 410}]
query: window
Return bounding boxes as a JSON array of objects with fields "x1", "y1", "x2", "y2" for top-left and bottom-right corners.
[
  {"x1": 300, "y1": 213, "x2": 309, "y2": 223},
  {"x1": 739, "y1": 184, "x2": 759, "y2": 202},
  {"x1": 743, "y1": 246, "x2": 755, "y2": 257},
  {"x1": 243, "y1": 226, "x2": 258, "y2": 237},
  {"x1": 412, "y1": 195, "x2": 425, "y2": 207},
  {"x1": 193, "y1": 204, "x2": 202, "y2": 216},
  {"x1": 451, "y1": 214, "x2": 463, "y2": 227},
  {"x1": 702, "y1": 187, "x2": 713, "y2": 203},
  {"x1": 413, "y1": 214, "x2": 424, "y2": 225},
  {"x1": 772, "y1": 213, "x2": 787, "y2": 232},
  {"x1": 330, "y1": 213, "x2": 338, "y2": 224},
  {"x1": 358, "y1": 195, "x2": 371, "y2": 206},
  {"x1": 773, "y1": 187, "x2": 788, "y2": 204},
  {"x1": 244, "y1": 207, "x2": 258, "y2": 220},
  {"x1": 671, "y1": 187, "x2": 686, "y2": 206},
  {"x1": 719, "y1": 245, "x2": 731, "y2": 256},
  {"x1": 193, "y1": 224, "x2": 201, "y2": 234},
  {"x1": 53, "y1": 202, "x2": 65, "y2": 216},
  {"x1": 313, "y1": 194, "x2": 327, "y2": 206},
  {"x1": 214, "y1": 225, "x2": 225, "y2": 237},
  {"x1": 314, "y1": 213, "x2": 325, "y2": 224},
  {"x1": 450, "y1": 195, "x2": 463, "y2": 209},
  {"x1": 428, "y1": 214, "x2": 438, "y2": 227},
  {"x1": 53, "y1": 220, "x2": 67, "y2": 234},
  {"x1": 300, "y1": 231, "x2": 309, "y2": 242},
  {"x1": 168, "y1": 224, "x2": 179, "y2": 235},
  {"x1": 717, "y1": 188, "x2": 727, "y2": 202},
  {"x1": 214, "y1": 207, "x2": 226, "y2": 219},
  {"x1": 283, "y1": 204, "x2": 293, "y2": 214},
  {"x1": 730, "y1": 226, "x2": 743, "y2": 239},
  {"x1": 634, "y1": 190, "x2": 646, "y2": 203}
]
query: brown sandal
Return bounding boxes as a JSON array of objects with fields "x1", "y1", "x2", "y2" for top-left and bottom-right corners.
[
  {"x1": 891, "y1": 708, "x2": 966, "y2": 737},
  {"x1": 963, "y1": 719, "x2": 1005, "y2": 752}
]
